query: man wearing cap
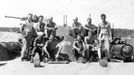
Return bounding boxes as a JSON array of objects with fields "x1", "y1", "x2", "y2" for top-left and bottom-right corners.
[
  {"x1": 42, "y1": 35, "x2": 62, "y2": 61},
  {"x1": 72, "y1": 35, "x2": 85, "y2": 61},
  {"x1": 72, "y1": 17, "x2": 83, "y2": 38},
  {"x1": 44, "y1": 17, "x2": 57, "y2": 38},
  {"x1": 30, "y1": 32, "x2": 44, "y2": 63},
  {"x1": 97, "y1": 14, "x2": 112, "y2": 61}
]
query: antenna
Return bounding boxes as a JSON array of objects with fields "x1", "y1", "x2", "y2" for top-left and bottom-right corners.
[
  {"x1": 63, "y1": 15, "x2": 67, "y2": 27},
  {"x1": 112, "y1": 23, "x2": 114, "y2": 39},
  {"x1": 89, "y1": 13, "x2": 91, "y2": 18}
]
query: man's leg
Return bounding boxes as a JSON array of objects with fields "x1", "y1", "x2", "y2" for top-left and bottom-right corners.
[
  {"x1": 42, "y1": 47, "x2": 50, "y2": 62},
  {"x1": 98, "y1": 39, "x2": 103, "y2": 60},
  {"x1": 37, "y1": 47, "x2": 43, "y2": 61},
  {"x1": 72, "y1": 48, "x2": 79, "y2": 61},
  {"x1": 54, "y1": 47, "x2": 59, "y2": 60},
  {"x1": 44, "y1": 29, "x2": 49, "y2": 38},
  {"x1": 85, "y1": 29, "x2": 89, "y2": 36},
  {"x1": 105, "y1": 38, "x2": 111, "y2": 61},
  {"x1": 21, "y1": 39, "x2": 29, "y2": 60},
  {"x1": 30, "y1": 47, "x2": 37, "y2": 63},
  {"x1": 83, "y1": 49, "x2": 90, "y2": 62}
]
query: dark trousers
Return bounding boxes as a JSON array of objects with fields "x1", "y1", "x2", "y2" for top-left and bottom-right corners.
[
  {"x1": 47, "y1": 47, "x2": 59, "y2": 60},
  {"x1": 72, "y1": 49, "x2": 83, "y2": 61},
  {"x1": 31, "y1": 47, "x2": 42, "y2": 60}
]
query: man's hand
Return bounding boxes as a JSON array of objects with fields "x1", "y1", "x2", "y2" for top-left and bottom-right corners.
[
  {"x1": 55, "y1": 54, "x2": 59, "y2": 59},
  {"x1": 77, "y1": 48, "x2": 83, "y2": 53},
  {"x1": 109, "y1": 37, "x2": 113, "y2": 42},
  {"x1": 37, "y1": 44, "x2": 44, "y2": 47},
  {"x1": 40, "y1": 44, "x2": 44, "y2": 46},
  {"x1": 48, "y1": 54, "x2": 50, "y2": 59}
]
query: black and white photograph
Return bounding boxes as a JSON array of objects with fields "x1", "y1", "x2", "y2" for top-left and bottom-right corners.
[{"x1": 0, "y1": 0, "x2": 134, "y2": 75}]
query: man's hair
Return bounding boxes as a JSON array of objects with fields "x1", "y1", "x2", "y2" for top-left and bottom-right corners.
[
  {"x1": 101, "y1": 13, "x2": 106, "y2": 17},
  {"x1": 39, "y1": 15, "x2": 44, "y2": 18},
  {"x1": 34, "y1": 15, "x2": 38, "y2": 18},
  {"x1": 73, "y1": 17, "x2": 78, "y2": 21}
]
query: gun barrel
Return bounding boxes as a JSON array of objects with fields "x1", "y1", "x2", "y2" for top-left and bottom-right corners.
[{"x1": 5, "y1": 16, "x2": 22, "y2": 19}]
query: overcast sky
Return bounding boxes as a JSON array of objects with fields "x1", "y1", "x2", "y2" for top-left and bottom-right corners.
[{"x1": 0, "y1": 0, "x2": 134, "y2": 29}]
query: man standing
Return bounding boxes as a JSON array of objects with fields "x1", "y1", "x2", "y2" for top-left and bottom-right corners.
[
  {"x1": 97, "y1": 14, "x2": 112, "y2": 61},
  {"x1": 21, "y1": 13, "x2": 37, "y2": 60}
]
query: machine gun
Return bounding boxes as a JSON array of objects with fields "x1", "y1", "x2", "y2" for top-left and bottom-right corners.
[{"x1": 5, "y1": 16, "x2": 27, "y2": 20}]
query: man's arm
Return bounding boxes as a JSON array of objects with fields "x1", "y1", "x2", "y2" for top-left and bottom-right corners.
[
  {"x1": 84, "y1": 37, "x2": 88, "y2": 44},
  {"x1": 108, "y1": 24, "x2": 112, "y2": 41},
  {"x1": 84, "y1": 24, "x2": 91, "y2": 30},
  {"x1": 53, "y1": 22, "x2": 57, "y2": 28},
  {"x1": 73, "y1": 41, "x2": 80, "y2": 51},
  {"x1": 97, "y1": 24, "x2": 101, "y2": 37},
  {"x1": 55, "y1": 43, "x2": 62, "y2": 58},
  {"x1": 20, "y1": 24, "x2": 25, "y2": 34},
  {"x1": 33, "y1": 38, "x2": 38, "y2": 47},
  {"x1": 84, "y1": 37, "x2": 94, "y2": 48}
]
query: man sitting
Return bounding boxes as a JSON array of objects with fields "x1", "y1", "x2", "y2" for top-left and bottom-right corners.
[
  {"x1": 44, "y1": 17, "x2": 57, "y2": 38},
  {"x1": 72, "y1": 35, "x2": 85, "y2": 61},
  {"x1": 42, "y1": 35, "x2": 62, "y2": 61},
  {"x1": 30, "y1": 32, "x2": 44, "y2": 63},
  {"x1": 84, "y1": 17, "x2": 97, "y2": 36},
  {"x1": 84, "y1": 31, "x2": 96, "y2": 62},
  {"x1": 72, "y1": 17, "x2": 83, "y2": 38}
]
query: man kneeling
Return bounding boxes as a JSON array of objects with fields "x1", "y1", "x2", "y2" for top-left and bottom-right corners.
[
  {"x1": 43, "y1": 35, "x2": 62, "y2": 61},
  {"x1": 84, "y1": 31, "x2": 97, "y2": 62},
  {"x1": 30, "y1": 32, "x2": 44, "y2": 63},
  {"x1": 72, "y1": 35, "x2": 85, "y2": 61}
]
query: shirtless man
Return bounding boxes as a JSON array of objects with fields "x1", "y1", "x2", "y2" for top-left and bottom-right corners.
[
  {"x1": 72, "y1": 35, "x2": 85, "y2": 61},
  {"x1": 42, "y1": 35, "x2": 62, "y2": 61},
  {"x1": 97, "y1": 14, "x2": 112, "y2": 61}
]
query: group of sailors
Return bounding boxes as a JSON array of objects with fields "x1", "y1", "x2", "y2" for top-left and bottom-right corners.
[
  {"x1": 20, "y1": 13, "x2": 64, "y2": 62},
  {"x1": 71, "y1": 14, "x2": 112, "y2": 62},
  {"x1": 19, "y1": 13, "x2": 112, "y2": 63}
]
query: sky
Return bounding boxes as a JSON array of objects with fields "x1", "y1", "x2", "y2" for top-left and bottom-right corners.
[{"x1": 0, "y1": 0, "x2": 134, "y2": 29}]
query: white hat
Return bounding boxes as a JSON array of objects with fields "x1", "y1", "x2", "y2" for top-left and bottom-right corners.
[{"x1": 37, "y1": 32, "x2": 44, "y2": 36}]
